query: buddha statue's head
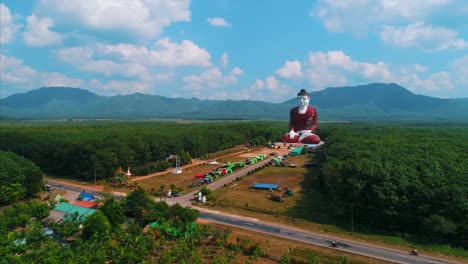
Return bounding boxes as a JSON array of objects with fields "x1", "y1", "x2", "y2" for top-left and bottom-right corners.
[{"x1": 296, "y1": 89, "x2": 310, "y2": 107}]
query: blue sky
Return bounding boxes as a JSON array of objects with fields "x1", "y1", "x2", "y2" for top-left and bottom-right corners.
[{"x1": 1, "y1": 0, "x2": 467, "y2": 102}]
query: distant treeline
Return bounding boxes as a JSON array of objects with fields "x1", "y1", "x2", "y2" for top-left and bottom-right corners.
[
  {"x1": 0, "y1": 121, "x2": 285, "y2": 180},
  {"x1": 318, "y1": 124, "x2": 468, "y2": 247}
]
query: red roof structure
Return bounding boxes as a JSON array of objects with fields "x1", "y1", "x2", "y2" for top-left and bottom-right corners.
[{"x1": 73, "y1": 200, "x2": 98, "y2": 209}]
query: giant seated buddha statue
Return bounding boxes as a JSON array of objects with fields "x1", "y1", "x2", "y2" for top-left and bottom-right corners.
[{"x1": 282, "y1": 89, "x2": 321, "y2": 144}]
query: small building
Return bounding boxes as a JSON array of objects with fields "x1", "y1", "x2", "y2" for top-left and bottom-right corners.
[
  {"x1": 44, "y1": 202, "x2": 96, "y2": 223},
  {"x1": 253, "y1": 183, "x2": 279, "y2": 190},
  {"x1": 289, "y1": 146, "x2": 304, "y2": 156},
  {"x1": 54, "y1": 202, "x2": 96, "y2": 221},
  {"x1": 78, "y1": 191, "x2": 96, "y2": 201},
  {"x1": 42, "y1": 227, "x2": 54, "y2": 236}
]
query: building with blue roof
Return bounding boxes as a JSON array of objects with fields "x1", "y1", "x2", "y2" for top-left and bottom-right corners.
[{"x1": 253, "y1": 183, "x2": 279, "y2": 190}]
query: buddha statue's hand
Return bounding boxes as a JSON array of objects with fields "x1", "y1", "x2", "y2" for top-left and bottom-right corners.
[{"x1": 289, "y1": 130, "x2": 296, "y2": 139}]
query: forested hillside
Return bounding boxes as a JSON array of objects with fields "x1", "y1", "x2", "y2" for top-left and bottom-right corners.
[
  {"x1": 317, "y1": 124, "x2": 468, "y2": 247},
  {"x1": 2, "y1": 84, "x2": 468, "y2": 120}
]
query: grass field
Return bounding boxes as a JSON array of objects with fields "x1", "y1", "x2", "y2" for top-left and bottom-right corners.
[{"x1": 205, "y1": 154, "x2": 311, "y2": 212}]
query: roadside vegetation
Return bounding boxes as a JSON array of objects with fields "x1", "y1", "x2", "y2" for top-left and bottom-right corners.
[{"x1": 1, "y1": 189, "x2": 377, "y2": 263}]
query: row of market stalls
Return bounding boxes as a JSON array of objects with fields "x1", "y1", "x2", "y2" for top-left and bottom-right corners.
[
  {"x1": 195, "y1": 154, "x2": 269, "y2": 185},
  {"x1": 196, "y1": 159, "x2": 247, "y2": 184}
]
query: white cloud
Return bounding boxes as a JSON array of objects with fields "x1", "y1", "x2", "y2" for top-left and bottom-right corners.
[
  {"x1": 23, "y1": 15, "x2": 62, "y2": 46},
  {"x1": 230, "y1": 79, "x2": 264, "y2": 101},
  {"x1": 378, "y1": 0, "x2": 450, "y2": 20},
  {"x1": 207, "y1": 17, "x2": 232, "y2": 27},
  {"x1": 275, "y1": 60, "x2": 303, "y2": 79},
  {"x1": 34, "y1": 0, "x2": 191, "y2": 39},
  {"x1": 0, "y1": 54, "x2": 83, "y2": 97},
  {"x1": 40, "y1": 72, "x2": 84, "y2": 88},
  {"x1": 451, "y1": 55, "x2": 468, "y2": 87},
  {"x1": 302, "y1": 50, "x2": 464, "y2": 97},
  {"x1": 149, "y1": 38, "x2": 212, "y2": 67},
  {"x1": 182, "y1": 67, "x2": 242, "y2": 97},
  {"x1": 231, "y1": 67, "x2": 243, "y2": 75},
  {"x1": 0, "y1": 3, "x2": 22, "y2": 44},
  {"x1": 88, "y1": 79, "x2": 153, "y2": 96},
  {"x1": 311, "y1": 0, "x2": 468, "y2": 54},
  {"x1": 304, "y1": 66, "x2": 348, "y2": 89},
  {"x1": 221, "y1": 52, "x2": 228, "y2": 68},
  {"x1": 380, "y1": 22, "x2": 468, "y2": 50},
  {"x1": 56, "y1": 47, "x2": 94, "y2": 64},
  {"x1": 251, "y1": 79, "x2": 264, "y2": 91},
  {"x1": 57, "y1": 38, "x2": 210, "y2": 80},
  {"x1": 0, "y1": 54, "x2": 37, "y2": 86},
  {"x1": 307, "y1": 51, "x2": 392, "y2": 86},
  {"x1": 232, "y1": 76, "x2": 293, "y2": 102},
  {"x1": 311, "y1": 0, "x2": 451, "y2": 34},
  {"x1": 87, "y1": 39, "x2": 211, "y2": 67},
  {"x1": 57, "y1": 47, "x2": 149, "y2": 79},
  {"x1": 265, "y1": 75, "x2": 281, "y2": 90}
]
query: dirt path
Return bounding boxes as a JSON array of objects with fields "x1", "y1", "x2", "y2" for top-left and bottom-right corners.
[
  {"x1": 47, "y1": 146, "x2": 288, "y2": 189},
  {"x1": 128, "y1": 149, "x2": 251, "y2": 182}
]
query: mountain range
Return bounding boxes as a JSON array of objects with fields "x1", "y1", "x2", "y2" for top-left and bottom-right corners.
[{"x1": 1, "y1": 83, "x2": 467, "y2": 121}]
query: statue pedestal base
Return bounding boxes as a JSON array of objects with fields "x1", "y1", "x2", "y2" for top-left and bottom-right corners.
[{"x1": 271, "y1": 141, "x2": 325, "y2": 149}]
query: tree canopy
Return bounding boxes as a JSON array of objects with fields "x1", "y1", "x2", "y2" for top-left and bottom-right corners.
[
  {"x1": 0, "y1": 151, "x2": 44, "y2": 205},
  {"x1": 317, "y1": 124, "x2": 468, "y2": 247}
]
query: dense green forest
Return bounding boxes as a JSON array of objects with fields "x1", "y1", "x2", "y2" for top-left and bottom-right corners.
[
  {"x1": 0, "y1": 121, "x2": 285, "y2": 181},
  {"x1": 317, "y1": 124, "x2": 468, "y2": 248},
  {"x1": 0, "y1": 151, "x2": 44, "y2": 205}
]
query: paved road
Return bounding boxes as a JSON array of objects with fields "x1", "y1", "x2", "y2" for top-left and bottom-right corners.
[
  {"x1": 47, "y1": 179, "x2": 124, "y2": 200},
  {"x1": 195, "y1": 207, "x2": 462, "y2": 264},
  {"x1": 47, "y1": 160, "x2": 463, "y2": 264},
  {"x1": 167, "y1": 157, "x2": 274, "y2": 206}
]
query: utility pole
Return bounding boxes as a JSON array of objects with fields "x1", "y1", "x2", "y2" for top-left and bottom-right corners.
[
  {"x1": 94, "y1": 160, "x2": 97, "y2": 185},
  {"x1": 351, "y1": 203, "x2": 354, "y2": 234}
]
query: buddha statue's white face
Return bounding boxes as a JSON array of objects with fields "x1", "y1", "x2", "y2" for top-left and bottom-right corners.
[{"x1": 297, "y1": 95, "x2": 309, "y2": 107}]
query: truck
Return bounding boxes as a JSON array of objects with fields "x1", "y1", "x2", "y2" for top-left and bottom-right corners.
[
  {"x1": 234, "y1": 161, "x2": 245, "y2": 169},
  {"x1": 204, "y1": 175, "x2": 213, "y2": 183},
  {"x1": 247, "y1": 157, "x2": 258, "y2": 165}
]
